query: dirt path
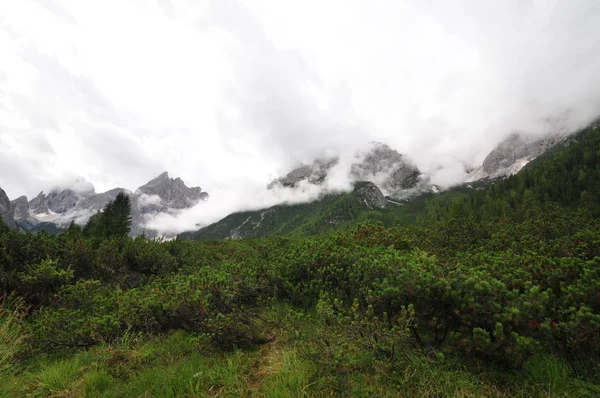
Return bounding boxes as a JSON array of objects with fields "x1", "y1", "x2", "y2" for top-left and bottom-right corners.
[{"x1": 246, "y1": 338, "x2": 286, "y2": 397}]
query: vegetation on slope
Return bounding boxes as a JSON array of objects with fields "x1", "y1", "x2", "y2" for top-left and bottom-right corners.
[
  {"x1": 0, "y1": 123, "x2": 599, "y2": 396},
  {"x1": 185, "y1": 123, "x2": 600, "y2": 241}
]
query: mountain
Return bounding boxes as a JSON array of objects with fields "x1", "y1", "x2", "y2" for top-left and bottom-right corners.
[
  {"x1": 465, "y1": 132, "x2": 568, "y2": 182},
  {"x1": 183, "y1": 127, "x2": 584, "y2": 241},
  {"x1": 0, "y1": 187, "x2": 16, "y2": 229},
  {"x1": 136, "y1": 172, "x2": 208, "y2": 209},
  {"x1": 1, "y1": 124, "x2": 588, "y2": 239},
  {"x1": 181, "y1": 142, "x2": 434, "y2": 241},
  {"x1": 268, "y1": 142, "x2": 433, "y2": 200},
  {"x1": 180, "y1": 181, "x2": 398, "y2": 241},
  {"x1": 5, "y1": 172, "x2": 207, "y2": 236}
]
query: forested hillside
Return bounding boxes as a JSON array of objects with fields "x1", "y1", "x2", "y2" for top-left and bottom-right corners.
[
  {"x1": 1, "y1": 124, "x2": 600, "y2": 396},
  {"x1": 183, "y1": 123, "x2": 600, "y2": 241}
]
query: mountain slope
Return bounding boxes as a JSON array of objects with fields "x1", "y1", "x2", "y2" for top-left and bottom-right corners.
[
  {"x1": 466, "y1": 131, "x2": 569, "y2": 182},
  {"x1": 182, "y1": 122, "x2": 598, "y2": 241},
  {"x1": 180, "y1": 182, "x2": 473, "y2": 241},
  {"x1": 181, "y1": 181, "x2": 412, "y2": 240}
]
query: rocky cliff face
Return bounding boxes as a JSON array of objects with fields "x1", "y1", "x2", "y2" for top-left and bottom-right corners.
[
  {"x1": 29, "y1": 192, "x2": 49, "y2": 214},
  {"x1": 0, "y1": 187, "x2": 15, "y2": 229},
  {"x1": 353, "y1": 181, "x2": 387, "y2": 209},
  {"x1": 7, "y1": 173, "x2": 207, "y2": 236},
  {"x1": 10, "y1": 196, "x2": 30, "y2": 220},
  {"x1": 136, "y1": 172, "x2": 207, "y2": 209},
  {"x1": 45, "y1": 190, "x2": 91, "y2": 214},
  {"x1": 270, "y1": 158, "x2": 339, "y2": 188},
  {"x1": 467, "y1": 132, "x2": 568, "y2": 182},
  {"x1": 270, "y1": 142, "x2": 432, "y2": 199}
]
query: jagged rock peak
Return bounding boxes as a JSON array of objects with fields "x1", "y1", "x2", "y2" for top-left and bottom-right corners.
[
  {"x1": 136, "y1": 172, "x2": 207, "y2": 209},
  {"x1": 3, "y1": 172, "x2": 209, "y2": 237},
  {"x1": 10, "y1": 196, "x2": 30, "y2": 220},
  {"x1": 0, "y1": 187, "x2": 16, "y2": 229},
  {"x1": 47, "y1": 177, "x2": 96, "y2": 195},
  {"x1": 351, "y1": 142, "x2": 422, "y2": 195},
  {"x1": 269, "y1": 142, "x2": 425, "y2": 197},
  {"x1": 466, "y1": 131, "x2": 568, "y2": 182},
  {"x1": 482, "y1": 133, "x2": 565, "y2": 175},
  {"x1": 354, "y1": 181, "x2": 387, "y2": 209},
  {"x1": 153, "y1": 171, "x2": 171, "y2": 181},
  {"x1": 353, "y1": 142, "x2": 404, "y2": 175},
  {"x1": 29, "y1": 192, "x2": 49, "y2": 214},
  {"x1": 45, "y1": 189, "x2": 90, "y2": 214},
  {"x1": 271, "y1": 158, "x2": 339, "y2": 188},
  {"x1": 26, "y1": 177, "x2": 96, "y2": 215}
]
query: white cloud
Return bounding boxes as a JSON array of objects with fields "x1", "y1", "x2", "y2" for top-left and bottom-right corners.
[
  {"x1": 138, "y1": 194, "x2": 162, "y2": 207},
  {"x1": 1, "y1": 0, "x2": 599, "y2": 233}
]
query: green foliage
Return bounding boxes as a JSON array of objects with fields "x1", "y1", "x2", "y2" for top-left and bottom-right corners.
[
  {"x1": 1, "y1": 122, "x2": 600, "y2": 394},
  {"x1": 17, "y1": 258, "x2": 73, "y2": 305},
  {"x1": 122, "y1": 236, "x2": 178, "y2": 275},
  {"x1": 26, "y1": 358, "x2": 82, "y2": 397},
  {"x1": 84, "y1": 192, "x2": 132, "y2": 239},
  {"x1": 0, "y1": 298, "x2": 30, "y2": 374},
  {"x1": 261, "y1": 350, "x2": 315, "y2": 397}
]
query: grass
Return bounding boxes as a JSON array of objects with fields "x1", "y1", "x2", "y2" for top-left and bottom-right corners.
[
  {"x1": 519, "y1": 354, "x2": 600, "y2": 398},
  {"x1": 26, "y1": 358, "x2": 83, "y2": 397},
  {"x1": 524, "y1": 354, "x2": 572, "y2": 393},
  {"x1": 83, "y1": 370, "x2": 113, "y2": 396},
  {"x1": 0, "y1": 298, "x2": 30, "y2": 374},
  {"x1": 2, "y1": 307, "x2": 599, "y2": 397},
  {"x1": 261, "y1": 350, "x2": 315, "y2": 398}
]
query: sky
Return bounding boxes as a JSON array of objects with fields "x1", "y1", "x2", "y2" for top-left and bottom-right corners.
[{"x1": 1, "y1": 0, "x2": 600, "y2": 231}]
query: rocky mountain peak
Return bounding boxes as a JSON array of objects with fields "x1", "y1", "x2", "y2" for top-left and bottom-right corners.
[
  {"x1": 29, "y1": 192, "x2": 49, "y2": 214},
  {"x1": 272, "y1": 158, "x2": 339, "y2": 189},
  {"x1": 136, "y1": 172, "x2": 207, "y2": 209},
  {"x1": 45, "y1": 189, "x2": 92, "y2": 214},
  {"x1": 153, "y1": 171, "x2": 171, "y2": 181},
  {"x1": 67, "y1": 177, "x2": 96, "y2": 194},
  {"x1": 270, "y1": 142, "x2": 429, "y2": 199},
  {"x1": 0, "y1": 187, "x2": 15, "y2": 229},
  {"x1": 10, "y1": 196, "x2": 30, "y2": 220},
  {"x1": 1, "y1": 172, "x2": 208, "y2": 237},
  {"x1": 467, "y1": 131, "x2": 568, "y2": 182},
  {"x1": 353, "y1": 181, "x2": 387, "y2": 209},
  {"x1": 351, "y1": 142, "x2": 423, "y2": 195}
]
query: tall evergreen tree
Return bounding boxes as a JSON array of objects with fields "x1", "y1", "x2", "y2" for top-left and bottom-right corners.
[
  {"x1": 110, "y1": 193, "x2": 132, "y2": 236},
  {"x1": 83, "y1": 193, "x2": 132, "y2": 238}
]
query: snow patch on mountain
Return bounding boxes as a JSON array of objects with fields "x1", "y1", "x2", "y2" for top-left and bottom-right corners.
[{"x1": 6, "y1": 173, "x2": 207, "y2": 237}]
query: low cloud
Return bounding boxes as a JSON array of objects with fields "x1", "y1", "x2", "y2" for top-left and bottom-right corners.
[
  {"x1": 137, "y1": 194, "x2": 163, "y2": 207},
  {"x1": 1, "y1": 0, "x2": 600, "y2": 234}
]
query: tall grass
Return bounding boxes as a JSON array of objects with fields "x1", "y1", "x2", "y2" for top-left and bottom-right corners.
[
  {"x1": 261, "y1": 350, "x2": 316, "y2": 398},
  {"x1": 0, "y1": 297, "x2": 30, "y2": 374},
  {"x1": 27, "y1": 358, "x2": 82, "y2": 397},
  {"x1": 521, "y1": 354, "x2": 600, "y2": 398}
]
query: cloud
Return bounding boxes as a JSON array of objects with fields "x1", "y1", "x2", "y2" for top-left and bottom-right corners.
[
  {"x1": 1, "y1": 0, "x2": 600, "y2": 233},
  {"x1": 138, "y1": 194, "x2": 163, "y2": 207},
  {"x1": 210, "y1": 0, "x2": 371, "y2": 170},
  {"x1": 31, "y1": 0, "x2": 78, "y2": 25}
]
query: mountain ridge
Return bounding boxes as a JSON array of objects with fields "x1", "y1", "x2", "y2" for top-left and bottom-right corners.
[
  {"x1": 0, "y1": 128, "x2": 578, "y2": 237},
  {"x1": 182, "y1": 128, "x2": 579, "y2": 240},
  {"x1": 2, "y1": 172, "x2": 208, "y2": 237}
]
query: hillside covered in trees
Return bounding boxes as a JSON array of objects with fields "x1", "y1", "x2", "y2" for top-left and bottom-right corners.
[
  {"x1": 1, "y1": 123, "x2": 600, "y2": 396},
  {"x1": 183, "y1": 122, "x2": 600, "y2": 241}
]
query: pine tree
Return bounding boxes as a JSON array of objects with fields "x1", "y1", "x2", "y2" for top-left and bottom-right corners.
[
  {"x1": 110, "y1": 193, "x2": 132, "y2": 236},
  {"x1": 83, "y1": 193, "x2": 132, "y2": 238}
]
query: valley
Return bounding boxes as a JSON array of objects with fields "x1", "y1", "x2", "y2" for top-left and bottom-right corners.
[{"x1": 1, "y1": 122, "x2": 599, "y2": 397}]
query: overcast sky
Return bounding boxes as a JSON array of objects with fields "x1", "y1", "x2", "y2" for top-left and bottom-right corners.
[{"x1": 2, "y1": 1, "x2": 600, "y2": 215}]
